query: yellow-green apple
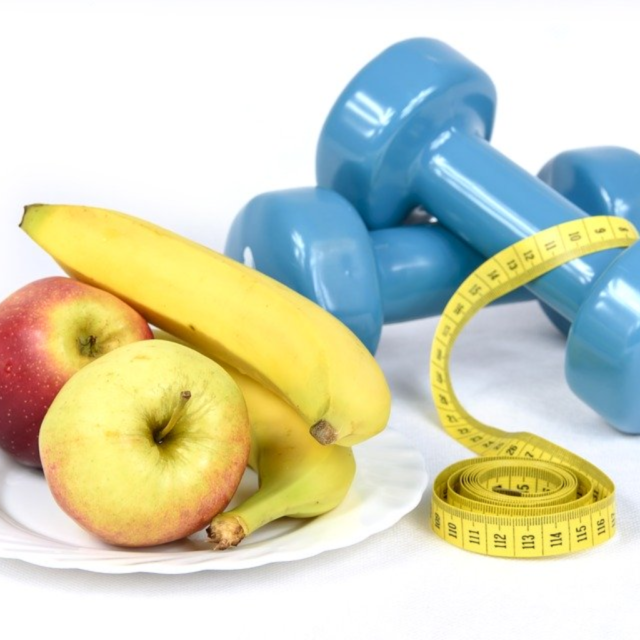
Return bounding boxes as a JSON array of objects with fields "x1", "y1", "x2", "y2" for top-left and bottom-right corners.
[
  {"x1": 0, "y1": 276, "x2": 153, "y2": 468},
  {"x1": 39, "y1": 338, "x2": 252, "y2": 547}
]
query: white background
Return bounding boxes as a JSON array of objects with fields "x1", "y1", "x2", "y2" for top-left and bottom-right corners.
[{"x1": 1, "y1": 1, "x2": 640, "y2": 638}]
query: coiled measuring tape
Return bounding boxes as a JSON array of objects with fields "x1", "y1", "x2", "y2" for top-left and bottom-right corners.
[{"x1": 429, "y1": 215, "x2": 639, "y2": 558}]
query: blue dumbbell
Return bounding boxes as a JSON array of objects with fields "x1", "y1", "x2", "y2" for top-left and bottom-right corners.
[
  {"x1": 538, "y1": 146, "x2": 640, "y2": 334},
  {"x1": 225, "y1": 188, "x2": 531, "y2": 353},
  {"x1": 226, "y1": 147, "x2": 640, "y2": 355},
  {"x1": 315, "y1": 37, "x2": 640, "y2": 434}
]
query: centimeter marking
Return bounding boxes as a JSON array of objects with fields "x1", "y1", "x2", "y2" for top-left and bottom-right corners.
[{"x1": 429, "y1": 216, "x2": 638, "y2": 558}]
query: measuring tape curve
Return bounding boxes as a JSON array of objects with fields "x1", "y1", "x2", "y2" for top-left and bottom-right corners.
[{"x1": 429, "y1": 215, "x2": 639, "y2": 558}]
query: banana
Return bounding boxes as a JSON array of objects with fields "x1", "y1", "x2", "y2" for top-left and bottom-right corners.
[
  {"x1": 211, "y1": 362, "x2": 356, "y2": 549},
  {"x1": 20, "y1": 204, "x2": 391, "y2": 446},
  {"x1": 154, "y1": 329, "x2": 356, "y2": 549}
]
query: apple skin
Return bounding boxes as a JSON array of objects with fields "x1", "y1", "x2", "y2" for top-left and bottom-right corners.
[
  {"x1": 0, "y1": 276, "x2": 153, "y2": 468},
  {"x1": 39, "y1": 338, "x2": 252, "y2": 548}
]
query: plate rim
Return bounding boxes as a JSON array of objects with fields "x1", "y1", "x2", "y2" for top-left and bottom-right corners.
[{"x1": 0, "y1": 428, "x2": 428, "y2": 574}]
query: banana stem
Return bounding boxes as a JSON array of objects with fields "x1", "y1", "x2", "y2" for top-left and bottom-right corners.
[
  {"x1": 207, "y1": 514, "x2": 248, "y2": 550},
  {"x1": 155, "y1": 390, "x2": 191, "y2": 443},
  {"x1": 310, "y1": 420, "x2": 338, "y2": 445}
]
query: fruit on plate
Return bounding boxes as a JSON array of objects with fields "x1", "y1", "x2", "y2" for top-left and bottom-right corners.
[
  {"x1": 20, "y1": 204, "x2": 391, "y2": 447},
  {"x1": 154, "y1": 329, "x2": 356, "y2": 549},
  {"x1": 39, "y1": 339, "x2": 251, "y2": 547},
  {"x1": 209, "y1": 363, "x2": 357, "y2": 549},
  {"x1": 0, "y1": 276, "x2": 153, "y2": 468}
]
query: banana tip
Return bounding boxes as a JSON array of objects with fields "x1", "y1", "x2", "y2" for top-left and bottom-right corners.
[
  {"x1": 19, "y1": 205, "x2": 30, "y2": 229},
  {"x1": 310, "y1": 420, "x2": 338, "y2": 445},
  {"x1": 19, "y1": 204, "x2": 45, "y2": 230}
]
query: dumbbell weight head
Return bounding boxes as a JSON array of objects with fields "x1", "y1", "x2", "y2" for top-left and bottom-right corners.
[
  {"x1": 225, "y1": 188, "x2": 531, "y2": 354},
  {"x1": 225, "y1": 187, "x2": 384, "y2": 354},
  {"x1": 539, "y1": 146, "x2": 640, "y2": 218},
  {"x1": 538, "y1": 146, "x2": 640, "y2": 335},
  {"x1": 316, "y1": 37, "x2": 640, "y2": 434},
  {"x1": 227, "y1": 148, "x2": 640, "y2": 355},
  {"x1": 317, "y1": 38, "x2": 496, "y2": 231}
]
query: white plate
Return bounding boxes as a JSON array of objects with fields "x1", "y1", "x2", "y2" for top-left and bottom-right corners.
[{"x1": 0, "y1": 428, "x2": 427, "y2": 574}]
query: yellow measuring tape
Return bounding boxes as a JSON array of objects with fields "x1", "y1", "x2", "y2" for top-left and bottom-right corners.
[{"x1": 429, "y1": 215, "x2": 639, "y2": 557}]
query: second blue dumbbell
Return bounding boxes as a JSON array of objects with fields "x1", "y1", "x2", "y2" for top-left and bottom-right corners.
[
  {"x1": 226, "y1": 187, "x2": 530, "y2": 353},
  {"x1": 226, "y1": 146, "x2": 640, "y2": 353}
]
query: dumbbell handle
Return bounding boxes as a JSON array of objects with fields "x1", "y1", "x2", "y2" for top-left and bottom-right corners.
[
  {"x1": 372, "y1": 224, "x2": 531, "y2": 323},
  {"x1": 414, "y1": 130, "x2": 619, "y2": 322}
]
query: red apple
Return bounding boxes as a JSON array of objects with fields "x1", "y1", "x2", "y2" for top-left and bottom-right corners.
[{"x1": 0, "y1": 276, "x2": 153, "y2": 467}]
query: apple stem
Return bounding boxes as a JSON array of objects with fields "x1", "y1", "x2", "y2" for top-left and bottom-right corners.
[
  {"x1": 155, "y1": 390, "x2": 191, "y2": 443},
  {"x1": 78, "y1": 334, "x2": 99, "y2": 357}
]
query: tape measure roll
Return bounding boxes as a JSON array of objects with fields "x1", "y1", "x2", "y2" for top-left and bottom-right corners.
[{"x1": 429, "y1": 215, "x2": 639, "y2": 557}]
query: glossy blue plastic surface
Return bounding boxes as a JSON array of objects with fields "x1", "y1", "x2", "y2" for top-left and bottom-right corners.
[
  {"x1": 316, "y1": 37, "x2": 640, "y2": 434},
  {"x1": 538, "y1": 146, "x2": 640, "y2": 335},
  {"x1": 537, "y1": 147, "x2": 640, "y2": 431},
  {"x1": 225, "y1": 187, "x2": 530, "y2": 354},
  {"x1": 567, "y1": 244, "x2": 640, "y2": 433},
  {"x1": 225, "y1": 188, "x2": 384, "y2": 354},
  {"x1": 539, "y1": 147, "x2": 640, "y2": 220},
  {"x1": 225, "y1": 148, "x2": 640, "y2": 355},
  {"x1": 317, "y1": 38, "x2": 496, "y2": 231},
  {"x1": 372, "y1": 223, "x2": 491, "y2": 323}
]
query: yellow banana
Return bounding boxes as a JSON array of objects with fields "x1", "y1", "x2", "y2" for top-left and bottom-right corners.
[
  {"x1": 20, "y1": 204, "x2": 391, "y2": 446},
  {"x1": 211, "y1": 362, "x2": 356, "y2": 549},
  {"x1": 154, "y1": 330, "x2": 356, "y2": 549}
]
